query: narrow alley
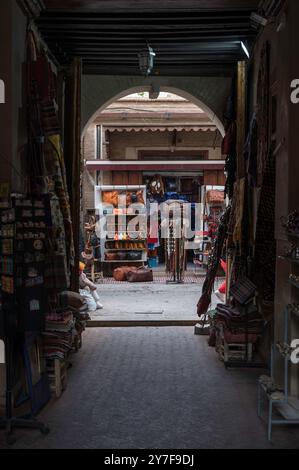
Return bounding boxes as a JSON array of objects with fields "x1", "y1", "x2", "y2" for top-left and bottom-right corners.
[{"x1": 7, "y1": 327, "x2": 299, "y2": 450}]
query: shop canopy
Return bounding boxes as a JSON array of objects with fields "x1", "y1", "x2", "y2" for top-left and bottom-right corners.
[
  {"x1": 105, "y1": 126, "x2": 217, "y2": 133},
  {"x1": 86, "y1": 160, "x2": 225, "y2": 172}
]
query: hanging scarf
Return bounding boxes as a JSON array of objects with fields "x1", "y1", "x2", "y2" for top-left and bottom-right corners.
[{"x1": 197, "y1": 206, "x2": 231, "y2": 316}]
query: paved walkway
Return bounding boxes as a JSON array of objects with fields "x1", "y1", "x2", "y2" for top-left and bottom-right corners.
[
  {"x1": 90, "y1": 280, "x2": 222, "y2": 323},
  {"x1": 4, "y1": 327, "x2": 299, "y2": 449}
]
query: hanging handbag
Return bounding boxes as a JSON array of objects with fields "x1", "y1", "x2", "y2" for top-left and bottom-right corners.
[{"x1": 149, "y1": 175, "x2": 164, "y2": 196}]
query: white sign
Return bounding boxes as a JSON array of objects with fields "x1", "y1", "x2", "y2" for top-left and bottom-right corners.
[
  {"x1": 0, "y1": 79, "x2": 5, "y2": 104},
  {"x1": 0, "y1": 340, "x2": 5, "y2": 364}
]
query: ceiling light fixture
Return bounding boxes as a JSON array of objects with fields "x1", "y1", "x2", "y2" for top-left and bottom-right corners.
[
  {"x1": 241, "y1": 41, "x2": 250, "y2": 59},
  {"x1": 138, "y1": 43, "x2": 156, "y2": 77}
]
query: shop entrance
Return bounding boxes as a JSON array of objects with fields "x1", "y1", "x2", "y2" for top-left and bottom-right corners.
[{"x1": 81, "y1": 90, "x2": 226, "y2": 323}]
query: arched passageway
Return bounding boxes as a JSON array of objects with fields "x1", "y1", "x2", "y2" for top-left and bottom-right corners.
[{"x1": 82, "y1": 77, "x2": 230, "y2": 137}]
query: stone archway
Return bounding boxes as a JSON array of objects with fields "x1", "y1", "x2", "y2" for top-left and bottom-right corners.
[{"x1": 82, "y1": 75, "x2": 231, "y2": 137}]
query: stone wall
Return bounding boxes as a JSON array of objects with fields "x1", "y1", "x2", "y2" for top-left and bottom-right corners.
[{"x1": 250, "y1": 0, "x2": 299, "y2": 394}]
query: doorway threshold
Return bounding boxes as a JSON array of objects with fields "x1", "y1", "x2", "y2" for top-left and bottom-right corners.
[{"x1": 87, "y1": 319, "x2": 199, "y2": 328}]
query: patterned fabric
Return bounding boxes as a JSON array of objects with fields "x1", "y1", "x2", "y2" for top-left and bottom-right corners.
[
  {"x1": 44, "y1": 195, "x2": 70, "y2": 291},
  {"x1": 256, "y1": 43, "x2": 270, "y2": 187},
  {"x1": 26, "y1": 27, "x2": 75, "y2": 294},
  {"x1": 41, "y1": 102, "x2": 60, "y2": 136},
  {"x1": 230, "y1": 277, "x2": 256, "y2": 305},
  {"x1": 197, "y1": 206, "x2": 231, "y2": 316},
  {"x1": 254, "y1": 150, "x2": 276, "y2": 320}
]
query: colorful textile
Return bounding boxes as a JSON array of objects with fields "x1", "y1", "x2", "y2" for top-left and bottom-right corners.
[{"x1": 197, "y1": 206, "x2": 231, "y2": 316}]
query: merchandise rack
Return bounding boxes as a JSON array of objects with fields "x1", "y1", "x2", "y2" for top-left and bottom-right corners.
[
  {"x1": 95, "y1": 185, "x2": 148, "y2": 276},
  {"x1": 258, "y1": 306, "x2": 299, "y2": 441},
  {"x1": 0, "y1": 196, "x2": 49, "y2": 445}
]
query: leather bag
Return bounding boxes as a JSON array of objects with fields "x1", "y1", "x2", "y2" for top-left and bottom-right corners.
[
  {"x1": 113, "y1": 266, "x2": 138, "y2": 282},
  {"x1": 126, "y1": 267, "x2": 153, "y2": 283}
]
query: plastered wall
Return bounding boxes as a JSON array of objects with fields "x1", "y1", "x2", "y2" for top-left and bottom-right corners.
[{"x1": 81, "y1": 75, "x2": 231, "y2": 135}]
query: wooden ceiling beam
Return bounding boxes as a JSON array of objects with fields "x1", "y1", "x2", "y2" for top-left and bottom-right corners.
[
  {"x1": 58, "y1": 49, "x2": 242, "y2": 56},
  {"x1": 39, "y1": 0, "x2": 259, "y2": 76},
  {"x1": 41, "y1": 31, "x2": 253, "y2": 38},
  {"x1": 43, "y1": 0, "x2": 259, "y2": 13},
  {"x1": 37, "y1": 23, "x2": 253, "y2": 31},
  {"x1": 39, "y1": 10, "x2": 253, "y2": 19}
]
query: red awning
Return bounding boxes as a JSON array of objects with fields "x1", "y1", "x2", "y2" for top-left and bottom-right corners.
[{"x1": 86, "y1": 160, "x2": 225, "y2": 172}]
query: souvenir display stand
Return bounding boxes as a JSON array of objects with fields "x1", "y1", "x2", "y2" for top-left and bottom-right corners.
[
  {"x1": 0, "y1": 197, "x2": 49, "y2": 445},
  {"x1": 95, "y1": 185, "x2": 147, "y2": 276}
]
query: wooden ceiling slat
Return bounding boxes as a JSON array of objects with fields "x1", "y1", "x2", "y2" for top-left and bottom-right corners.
[
  {"x1": 39, "y1": 0, "x2": 259, "y2": 76},
  {"x1": 39, "y1": 25, "x2": 252, "y2": 32},
  {"x1": 43, "y1": 0, "x2": 259, "y2": 13},
  {"x1": 42, "y1": 31, "x2": 256, "y2": 39},
  {"x1": 59, "y1": 48, "x2": 242, "y2": 55}
]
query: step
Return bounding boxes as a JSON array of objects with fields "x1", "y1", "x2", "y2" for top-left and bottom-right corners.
[{"x1": 87, "y1": 319, "x2": 199, "y2": 327}]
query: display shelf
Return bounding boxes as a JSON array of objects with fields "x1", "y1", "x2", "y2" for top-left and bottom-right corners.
[
  {"x1": 105, "y1": 249, "x2": 145, "y2": 252},
  {"x1": 95, "y1": 185, "x2": 148, "y2": 275},
  {"x1": 275, "y1": 398, "x2": 299, "y2": 420},
  {"x1": 102, "y1": 260, "x2": 145, "y2": 263},
  {"x1": 258, "y1": 307, "x2": 299, "y2": 441}
]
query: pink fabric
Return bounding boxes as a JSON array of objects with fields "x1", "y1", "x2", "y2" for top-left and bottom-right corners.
[{"x1": 219, "y1": 260, "x2": 227, "y2": 294}]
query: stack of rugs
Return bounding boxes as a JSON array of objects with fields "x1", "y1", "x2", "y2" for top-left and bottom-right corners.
[
  {"x1": 215, "y1": 303, "x2": 263, "y2": 343},
  {"x1": 43, "y1": 311, "x2": 75, "y2": 361},
  {"x1": 43, "y1": 291, "x2": 90, "y2": 361},
  {"x1": 207, "y1": 278, "x2": 265, "y2": 363},
  {"x1": 209, "y1": 303, "x2": 264, "y2": 362}
]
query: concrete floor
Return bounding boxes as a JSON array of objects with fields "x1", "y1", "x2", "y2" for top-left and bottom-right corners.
[
  {"x1": 90, "y1": 279, "x2": 221, "y2": 323},
  {"x1": 3, "y1": 327, "x2": 299, "y2": 449}
]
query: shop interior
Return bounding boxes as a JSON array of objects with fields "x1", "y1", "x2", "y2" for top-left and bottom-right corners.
[{"x1": 87, "y1": 177, "x2": 226, "y2": 276}]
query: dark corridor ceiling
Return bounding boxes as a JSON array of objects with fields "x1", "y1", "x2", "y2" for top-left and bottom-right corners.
[{"x1": 38, "y1": 0, "x2": 260, "y2": 76}]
